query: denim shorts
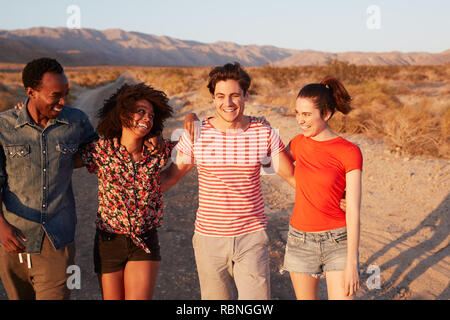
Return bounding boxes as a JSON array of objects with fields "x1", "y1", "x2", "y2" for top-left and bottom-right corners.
[{"x1": 281, "y1": 225, "x2": 357, "y2": 278}]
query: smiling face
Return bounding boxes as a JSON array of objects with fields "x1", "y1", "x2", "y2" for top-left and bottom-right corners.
[
  {"x1": 27, "y1": 72, "x2": 69, "y2": 125},
  {"x1": 122, "y1": 99, "x2": 155, "y2": 139},
  {"x1": 295, "y1": 97, "x2": 332, "y2": 140},
  {"x1": 213, "y1": 79, "x2": 247, "y2": 128}
]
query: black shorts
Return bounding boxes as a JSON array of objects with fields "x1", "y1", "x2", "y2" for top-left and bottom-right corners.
[{"x1": 93, "y1": 228, "x2": 161, "y2": 274}]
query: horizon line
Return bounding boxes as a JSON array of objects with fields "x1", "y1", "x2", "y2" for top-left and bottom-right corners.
[{"x1": 1, "y1": 26, "x2": 448, "y2": 55}]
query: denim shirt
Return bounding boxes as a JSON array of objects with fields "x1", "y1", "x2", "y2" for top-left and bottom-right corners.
[{"x1": 0, "y1": 100, "x2": 98, "y2": 253}]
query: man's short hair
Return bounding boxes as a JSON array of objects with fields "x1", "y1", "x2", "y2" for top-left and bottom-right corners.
[
  {"x1": 207, "y1": 62, "x2": 251, "y2": 95},
  {"x1": 22, "y1": 57, "x2": 64, "y2": 90}
]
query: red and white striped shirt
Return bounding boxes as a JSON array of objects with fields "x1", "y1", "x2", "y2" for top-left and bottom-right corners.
[{"x1": 176, "y1": 117, "x2": 285, "y2": 237}]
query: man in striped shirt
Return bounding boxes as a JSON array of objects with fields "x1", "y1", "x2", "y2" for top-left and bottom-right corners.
[{"x1": 161, "y1": 62, "x2": 295, "y2": 300}]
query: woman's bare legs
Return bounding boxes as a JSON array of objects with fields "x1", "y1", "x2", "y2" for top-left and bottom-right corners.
[
  {"x1": 289, "y1": 272, "x2": 320, "y2": 300},
  {"x1": 124, "y1": 260, "x2": 159, "y2": 300},
  {"x1": 100, "y1": 270, "x2": 125, "y2": 300},
  {"x1": 326, "y1": 270, "x2": 354, "y2": 300},
  {"x1": 99, "y1": 260, "x2": 159, "y2": 300}
]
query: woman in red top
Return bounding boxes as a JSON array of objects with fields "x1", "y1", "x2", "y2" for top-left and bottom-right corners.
[
  {"x1": 282, "y1": 77, "x2": 362, "y2": 300},
  {"x1": 79, "y1": 83, "x2": 174, "y2": 300}
]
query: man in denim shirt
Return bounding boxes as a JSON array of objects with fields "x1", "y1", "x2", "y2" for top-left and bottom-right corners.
[{"x1": 0, "y1": 58, "x2": 97, "y2": 299}]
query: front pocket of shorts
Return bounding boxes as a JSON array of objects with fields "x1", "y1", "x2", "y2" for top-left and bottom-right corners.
[
  {"x1": 97, "y1": 232, "x2": 119, "y2": 251},
  {"x1": 332, "y1": 231, "x2": 347, "y2": 244},
  {"x1": 287, "y1": 232, "x2": 304, "y2": 249},
  {"x1": 192, "y1": 233, "x2": 198, "y2": 249}
]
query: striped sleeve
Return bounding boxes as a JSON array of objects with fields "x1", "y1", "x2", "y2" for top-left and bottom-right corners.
[
  {"x1": 175, "y1": 131, "x2": 193, "y2": 158},
  {"x1": 268, "y1": 127, "x2": 285, "y2": 157}
]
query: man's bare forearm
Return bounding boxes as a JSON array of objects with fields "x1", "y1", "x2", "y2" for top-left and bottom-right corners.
[
  {"x1": 160, "y1": 151, "x2": 194, "y2": 192},
  {"x1": 273, "y1": 150, "x2": 296, "y2": 188}
]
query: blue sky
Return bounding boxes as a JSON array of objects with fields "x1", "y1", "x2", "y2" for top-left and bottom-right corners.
[{"x1": 1, "y1": 0, "x2": 449, "y2": 53}]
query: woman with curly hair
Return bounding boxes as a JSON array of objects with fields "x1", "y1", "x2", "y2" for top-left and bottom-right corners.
[{"x1": 78, "y1": 82, "x2": 175, "y2": 300}]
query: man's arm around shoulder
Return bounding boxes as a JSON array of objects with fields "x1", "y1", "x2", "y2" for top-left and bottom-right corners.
[
  {"x1": 272, "y1": 150, "x2": 296, "y2": 188},
  {"x1": 160, "y1": 150, "x2": 194, "y2": 193}
]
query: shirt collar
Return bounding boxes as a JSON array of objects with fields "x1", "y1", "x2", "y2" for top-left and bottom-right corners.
[
  {"x1": 55, "y1": 109, "x2": 71, "y2": 125},
  {"x1": 111, "y1": 137, "x2": 152, "y2": 164},
  {"x1": 15, "y1": 98, "x2": 34, "y2": 128},
  {"x1": 15, "y1": 97, "x2": 71, "y2": 128}
]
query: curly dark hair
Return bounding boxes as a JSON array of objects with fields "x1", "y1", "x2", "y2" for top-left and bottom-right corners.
[
  {"x1": 96, "y1": 83, "x2": 173, "y2": 139},
  {"x1": 22, "y1": 57, "x2": 64, "y2": 89},
  {"x1": 207, "y1": 62, "x2": 251, "y2": 95}
]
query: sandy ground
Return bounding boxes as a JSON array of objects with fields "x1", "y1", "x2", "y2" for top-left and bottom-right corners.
[{"x1": 1, "y1": 73, "x2": 448, "y2": 300}]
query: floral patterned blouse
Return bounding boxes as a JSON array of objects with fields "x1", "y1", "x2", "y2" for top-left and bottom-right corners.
[{"x1": 80, "y1": 137, "x2": 174, "y2": 253}]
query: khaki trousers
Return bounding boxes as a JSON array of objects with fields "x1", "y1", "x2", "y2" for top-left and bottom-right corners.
[
  {"x1": 0, "y1": 234, "x2": 75, "y2": 300},
  {"x1": 192, "y1": 229, "x2": 270, "y2": 300}
]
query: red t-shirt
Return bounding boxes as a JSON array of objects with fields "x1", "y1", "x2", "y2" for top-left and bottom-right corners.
[{"x1": 289, "y1": 134, "x2": 363, "y2": 232}]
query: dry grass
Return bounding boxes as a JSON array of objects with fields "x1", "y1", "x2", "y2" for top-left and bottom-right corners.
[
  {"x1": 0, "y1": 63, "x2": 27, "y2": 111},
  {"x1": 0, "y1": 62, "x2": 449, "y2": 158},
  {"x1": 248, "y1": 62, "x2": 450, "y2": 159}
]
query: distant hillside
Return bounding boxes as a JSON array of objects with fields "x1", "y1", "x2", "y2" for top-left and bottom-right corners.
[
  {"x1": 275, "y1": 50, "x2": 450, "y2": 66},
  {"x1": 0, "y1": 27, "x2": 448, "y2": 66}
]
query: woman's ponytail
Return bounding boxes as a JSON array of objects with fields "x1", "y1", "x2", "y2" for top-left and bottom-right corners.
[
  {"x1": 297, "y1": 76, "x2": 352, "y2": 120},
  {"x1": 320, "y1": 76, "x2": 352, "y2": 115}
]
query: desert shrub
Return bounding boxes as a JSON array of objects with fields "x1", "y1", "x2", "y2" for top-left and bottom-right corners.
[
  {"x1": 0, "y1": 85, "x2": 26, "y2": 112},
  {"x1": 329, "y1": 81, "x2": 449, "y2": 158},
  {"x1": 132, "y1": 67, "x2": 209, "y2": 95},
  {"x1": 320, "y1": 60, "x2": 363, "y2": 85},
  {"x1": 363, "y1": 105, "x2": 445, "y2": 157},
  {"x1": 67, "y1": 67, "x2": 123, "y2": 88}
]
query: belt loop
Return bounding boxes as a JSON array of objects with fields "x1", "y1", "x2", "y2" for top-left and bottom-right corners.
[
  {"x1": 329, "y1": 231, "x2": 337, "y2": 244},
  {"x1": 302, "y1": 232, "x2": 306, "y2": 243}
]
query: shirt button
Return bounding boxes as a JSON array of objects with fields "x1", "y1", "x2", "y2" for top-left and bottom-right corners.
[
  {"x1": 43, "y1": 186, "x2": 46, "y2": 190},
  {"x1": 43, "y1": 151, "x2": 46, "y2": 154},
  {"x1": 43, "y1": 168, "x2": 46, "y2": 172},
  {"x1": 42, "y1": 204, "x2": 46, "y2": 208}
]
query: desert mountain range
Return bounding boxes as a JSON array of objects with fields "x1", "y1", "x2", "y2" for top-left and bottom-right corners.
[{"x1": 0, "y1": 27, "x2": 449, "y2": 66}]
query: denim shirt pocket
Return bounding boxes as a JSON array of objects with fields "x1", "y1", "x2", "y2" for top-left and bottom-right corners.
[
  {"x1": 56, "y1": 143, "x2": 78, "y2": 170},
  {"x1": 4, "y1": 144, "x2": 31, "y2": 176}
]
